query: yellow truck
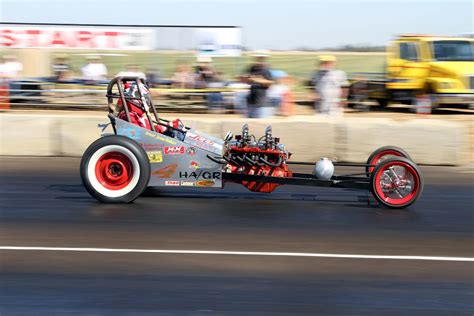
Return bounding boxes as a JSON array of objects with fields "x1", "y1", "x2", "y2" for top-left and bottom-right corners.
[{"x1": 349, "y1": 35, "x2": 474, "y2": 109}]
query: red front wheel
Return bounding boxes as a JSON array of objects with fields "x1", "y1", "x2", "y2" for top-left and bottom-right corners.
[{"x1": 370, "y1": 157, "x2": 423, "y2": 208}]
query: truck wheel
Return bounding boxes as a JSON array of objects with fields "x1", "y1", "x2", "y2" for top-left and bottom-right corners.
[
  {"x1": 347, "y1": 85, "x2": 358, "y2": 108},
  {"x1": 80, "y1": 135, "x2": 150, "y2": 203},
  {"x1": 375, "y1": 98, "x2": 389, "y2": 107},
  {"x1": 347, "y1": 82, "x2": 368, "y2": 109},
  {"x1": 366, "y1": 146, "x2": 411, "y2": 174},
  {"x1": 370, "y1": 157, "x2": 423, "y2": 209}
]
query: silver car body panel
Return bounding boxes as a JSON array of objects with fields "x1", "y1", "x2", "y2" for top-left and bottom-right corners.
[{"x1": 115, "y1": 118, "x2": 224, "y2": 188}]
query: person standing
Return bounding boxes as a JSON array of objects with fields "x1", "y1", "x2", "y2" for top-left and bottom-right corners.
[
  {"x1": 312, "y1": 55, "x2": 349, "y2": 117},
  {"x1": 0, "y1": 55, "x2": 23, "y2": 78},
  {"x1": 194, "y1": 56, "x2": 223, "y2": 110},
  {"x1": 244, "y1": 51, "x2": 274, "y2": 118},
  {"x1": 81, "y1": 55, "x2": 108, "y2": 84},
  {"x1": 194, "y1": 55, "x2": 219, "y2": 88},
  {"x1": 171, "y1": 65, "x2": 195, "y2": 89},
  {"x1": 51, "y1": 55, "x2": 70, "y2": 82}
]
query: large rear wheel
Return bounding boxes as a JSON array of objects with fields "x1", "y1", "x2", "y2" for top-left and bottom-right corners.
[
  {"x1": 370, "y1": 157, "x2": 423, "y2": 209},
  {"x1": 80, "y1": 135, "x2": 150, "y2": 203}
]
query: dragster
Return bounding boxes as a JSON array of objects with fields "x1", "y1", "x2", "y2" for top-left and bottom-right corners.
[{"x1": 80, "y1": 77, "x2": 423, "y2": 208}]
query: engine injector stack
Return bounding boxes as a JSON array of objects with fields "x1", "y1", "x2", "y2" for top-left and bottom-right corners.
[{"x1": 224, "y1": 124, "x2": 292, "y2": 193}]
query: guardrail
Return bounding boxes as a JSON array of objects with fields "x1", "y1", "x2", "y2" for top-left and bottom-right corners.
[{"x1": 0, "y1": 79, "x2": 248, "y2": 112}]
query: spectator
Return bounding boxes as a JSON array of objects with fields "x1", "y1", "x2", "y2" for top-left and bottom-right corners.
[
  {"x1": 267, "y1": 70, "x2": 289, "y2": 115},
  {"x1": 51, "y1": 55, "x2": 70, "y2": 82},
  {"x1": 194, "y1": 55, "x2": 219, "y2": 88},
  {"x1": 311, "y1": 55, "x2": 349, "y2": 117},
  {"x1": 194, "y1": 55, "x2": 223, "y2": 110},
  {"x1": 116, "y1": 64, "x2": 146, "y2": 79},
  {"x1": 243, "y1": 51, "x2": 274, "y2": 118},
  {"x1": 228, "y1": 75, "x2": 250, "y2": 114},
  {"x1": 171, "y1": 65, "x2": 194, "y2": 89},
  {"x1": 145, "y1": 67, "x2": 162, "y2": 87},
  {"x1": 0, "y1": 55, "x2": 23, "y2": 78},
  {"x1": 81, "y1": 55, "x2": 108, "y2": 84}
]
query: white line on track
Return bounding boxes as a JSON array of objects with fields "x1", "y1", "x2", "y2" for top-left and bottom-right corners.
[{"x1": 1, "y1": 246, "x2": 473, "y2": 262}]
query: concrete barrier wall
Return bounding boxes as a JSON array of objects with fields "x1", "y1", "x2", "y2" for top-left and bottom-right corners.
[
  {"x1": 1, "y1": 115, "x2": 59, "y2": 156},
  {"x1": 0, "y1": 114, "x2": 470, "y2": 165}
]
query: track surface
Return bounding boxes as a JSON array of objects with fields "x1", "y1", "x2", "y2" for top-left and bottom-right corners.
[{"x1": 0, "y1": 157, "x2": 473, "y2": 315}]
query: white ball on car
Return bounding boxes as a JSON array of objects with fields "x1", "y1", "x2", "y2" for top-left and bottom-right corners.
[{"x1": 313, "y1": 158, "x2": 334, "y2": 180}]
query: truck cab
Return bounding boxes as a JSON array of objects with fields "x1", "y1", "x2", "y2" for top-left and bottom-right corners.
[{"x1": 386, "y1": 35, "x2": 474, "y2": 107}]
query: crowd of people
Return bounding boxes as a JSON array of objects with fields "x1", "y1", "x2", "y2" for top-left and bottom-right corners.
[
  {"x1": 166, "y1": 52, "x2": 293, "y2": 117},
  {"x1": 167, "y1": 51, "x2": 349, "y2": 118},
  {"x1": 1, "y1": 52, "x2": 350, "y2": 118}
]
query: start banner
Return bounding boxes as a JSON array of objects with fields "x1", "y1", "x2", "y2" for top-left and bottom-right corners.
[{"x1": 0, "y1": 26, "x2": 154, "y2": 50}]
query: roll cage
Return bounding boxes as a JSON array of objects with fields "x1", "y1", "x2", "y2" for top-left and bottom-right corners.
[{"x1": 106, "y1": 76, "x2": 189, "y2": 135}]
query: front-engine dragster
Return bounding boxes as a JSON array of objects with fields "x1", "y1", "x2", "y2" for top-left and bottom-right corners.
[{"x1": 80, "y1": 76, "x2": 423, "y2": 208}]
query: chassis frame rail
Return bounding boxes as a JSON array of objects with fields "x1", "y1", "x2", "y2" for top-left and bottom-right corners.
[{"x1": 222, "y1": 172, "x2": 370, "y2": 190}]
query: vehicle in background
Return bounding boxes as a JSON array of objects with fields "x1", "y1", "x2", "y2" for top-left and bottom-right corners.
[{"x1": 349, "y1": 35, "x2": 474, "y2": 109}]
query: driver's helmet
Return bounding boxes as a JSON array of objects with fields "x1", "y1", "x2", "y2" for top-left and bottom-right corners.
[
  {"x1": 118, "y1": 80, "x2": 151, "y2": 116},
  {"x1": 123, "y1": 80, "x2": 149, "y2": 99}
]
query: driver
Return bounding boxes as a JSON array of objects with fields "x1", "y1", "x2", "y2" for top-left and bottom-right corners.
[{"x1": 115, "y1": 81, "x2": 185, "y2": 140}]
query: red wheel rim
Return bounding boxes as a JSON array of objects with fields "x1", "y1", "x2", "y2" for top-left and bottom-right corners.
[
  {"x1": 374, "y1": 161, "x2": 420, "y2": 206},
  {"x1": 95, "y1": 152, "x2": 134, "y2": 190},
  {"x1": 368, "y1": 150, "x2": 403, "y2": 173}
]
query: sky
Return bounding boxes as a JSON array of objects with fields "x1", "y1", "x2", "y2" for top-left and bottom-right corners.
[{"x1": 0, "y1": 0, "x2": 473, "y2": 50}]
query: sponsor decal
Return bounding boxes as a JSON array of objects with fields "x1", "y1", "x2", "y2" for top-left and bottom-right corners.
[
  {"x1": 140, "y1": 143, "x2": 163, "y2": 151},
  {"x1": 186, "y1": 147, "x2": 197, "y2": 156},
  {"x1": 179, "y1": 170, "x2": 221, "y2": 180},
  {"x1": 189, "y1": 134, "x2": 214, "y2": 145},
  {"x1": 118, "y1": 128, "x2": 141, "y2": 139},
  {"x1": 185, "y1": 132, "x2": 222, "y2": 154},
  {"x1": 180, "y1": 181, "x2": 195, "y2": 187},
  {"x1": 144, "y1": 131, "x2": 177, "y2": 145},
  {"x1": 152, "y1": 163, "x2": 178, "y2": 178},
  {"x1": 190, "y1": 161, "x2": 200, "y2": 169},
  {"x1": 195, "y1": 180, "x2": 215, "y2": 187},
  {"x1": 164, "y1": 146, "x2": 185, "y2": 155},
  {"x1": 147, "y1": 151, "x2": 162, "y2": 163},
  {"x1": 165, "y1": 181, "x2": 180, "y2": 186}
]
